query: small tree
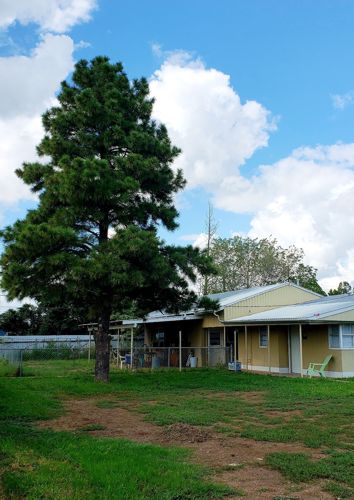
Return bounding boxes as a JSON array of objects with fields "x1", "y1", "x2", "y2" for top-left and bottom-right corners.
[
  {"x1": 0, "y1": 57, "x2": 212, "y2": 381},
  {"x1": 202, "y1": 202, "x2": 218, "y2": 295}
]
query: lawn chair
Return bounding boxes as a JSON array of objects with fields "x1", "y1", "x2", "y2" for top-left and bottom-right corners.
[
  {"x1": 111, "y1": 348, "x2": 127, "y2": 369},
  {"x1": 307, "y1": 355, "x2": 332, "y2": 378}
]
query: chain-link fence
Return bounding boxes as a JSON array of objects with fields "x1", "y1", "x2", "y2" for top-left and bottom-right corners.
[
  {"x1": 111, "y1": 346, "x2": 232, "y2": 370},
  {"x1": 0, "y1": 337, "x2": 94, "y2": 377},
  {"x1": 0, "y1": 339, "x2": 234, "y2": 377}
]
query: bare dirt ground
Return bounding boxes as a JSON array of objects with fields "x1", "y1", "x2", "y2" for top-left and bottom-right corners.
[{"x1": 38, "y1": 398, "x2": 333, "y2": 499}]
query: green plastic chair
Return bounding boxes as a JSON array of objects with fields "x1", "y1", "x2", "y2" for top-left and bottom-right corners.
[{"x1": 307, "y1": 355, "x2": 332, "y2": 378}]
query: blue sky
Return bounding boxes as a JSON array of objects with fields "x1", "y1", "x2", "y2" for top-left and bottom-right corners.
[{"x1": 2, "y1": 0, "x2": 354, "y2": 292}]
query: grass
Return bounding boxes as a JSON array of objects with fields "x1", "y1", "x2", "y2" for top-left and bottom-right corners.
[
  {"x1": 2, "y1": 361, "x2": 354, "y2": 497},
  {"x1": 0, "y1": 358, "x2": 20, "y2": 377},
  {"x1": 266, "y1": 452, "x2": 354, "y2": 496}
]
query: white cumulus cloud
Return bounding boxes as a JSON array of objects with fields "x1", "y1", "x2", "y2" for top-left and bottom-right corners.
[
  {"x1": 0, "y1": 0, "x2": 97, "y2": 33},
  {"x1": 243, "y1": 144, "x2": 354, "y2": 288},
  {"x1": 150, "y1": 52, "x2": 276, "y2": 189}
]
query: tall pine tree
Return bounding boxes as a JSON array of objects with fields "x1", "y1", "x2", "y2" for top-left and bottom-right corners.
[{"x1": 0, "y1": 57, "x2": 212, "y2": 381}]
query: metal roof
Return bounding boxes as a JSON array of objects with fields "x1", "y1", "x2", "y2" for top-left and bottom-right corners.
[{"x1": 227, "y1": 293, "x2": 354, "y2": 324}]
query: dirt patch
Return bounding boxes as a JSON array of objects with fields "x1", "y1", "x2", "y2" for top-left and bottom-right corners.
[
  {"x1": 38, "y1": 398, "x2": 332, "y2": 499},
  {"x1": 159, "y1": 423, "x2": 211, "y2": 443},
  {"x1": 38, "y1": 399, "x2": 159, "y2": 443}
]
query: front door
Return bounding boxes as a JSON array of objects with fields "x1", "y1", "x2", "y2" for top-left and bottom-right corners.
[
  {"x1": 290, "y1": 326, "x2": 301, "y2": 374},
  {"x1": 208, "y1": 329, "x2": 224, "y2": 366}
]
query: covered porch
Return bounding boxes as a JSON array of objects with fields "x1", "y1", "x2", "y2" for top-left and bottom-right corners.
[{"x1": 226, "y1": 322, "x2": 343, "y2": 377}]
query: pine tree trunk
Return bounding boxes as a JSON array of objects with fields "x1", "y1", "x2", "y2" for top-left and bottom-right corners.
[{"x1": 95, "y1": 307, "x2": 111, "y2": 382}]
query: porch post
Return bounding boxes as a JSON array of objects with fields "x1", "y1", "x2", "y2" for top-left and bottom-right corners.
[
  {"x1": 179, "y1": 330, "x2": 182, "y2": 372},
  {"x1": 267, "y1": 325, "x2": 271, "y2": 373},
  {"x1": 245, "y1": 325, "x2": 248, "y2": 371},
  {"x1": 223, "y1": 326, "x2": 226, "y2": 364},
  {"x1": 116, "y1": 329, "x2": 120, "y2": 367},
  {"x1": 233, "y1": 329, "x2": 237, "y2": 372},
  {"x1": 88, "y1": 329, "x2": 91, "y2": 362},
  {"x1": 299, "y1": 324, "x2": 303, "y2": 378},
  {"x1": 130, "y1": 327, "x2": 133, "y2": 370}
]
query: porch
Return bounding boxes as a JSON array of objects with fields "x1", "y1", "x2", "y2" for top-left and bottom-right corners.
[{"x1": 232, "y1": 323, "x2": 341, "y2": 377}]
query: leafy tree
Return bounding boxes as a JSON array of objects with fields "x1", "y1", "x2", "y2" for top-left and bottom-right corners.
[
  {"x1": 0, "y1": 57, "x2": 212, "y2": 381},
  {"x1": 0, "y1": 303, "x2": 86, "y2": 336},
  {"x1": 201, "y1": 236, "x2": 326, "y2": 295},
  {"x1": 328, "y1": 281, "x2": 352, "y2": 295},
  {"x1": 0, "y1": 304, "x2": 40, "y2": 336}
]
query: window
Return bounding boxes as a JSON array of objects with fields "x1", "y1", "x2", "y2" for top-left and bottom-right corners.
[
  {"x1": 259, "y1": 326, "x2": 268, "y2": 348},
  {"x1": 329, "y1": 325, "x2": 340, "y2": 348},
  {"x1": 328, "y1": 325, "x2": 354, "y2": 349},
  {"x1": 342, "y1": 325, "x2": 354, "y2": 348},
  {"x1": 209, "y1": 330, "x2": 221, "y2": 346}
]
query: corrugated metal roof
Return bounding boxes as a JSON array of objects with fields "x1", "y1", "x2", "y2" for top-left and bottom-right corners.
[
  {"x1": 206, "y1": 284, "x2": 281, "y2": 306},
  {"x1": 227, "y1": 293, "x2": 354, "y2": 323},
  {"x1": 142, "y1": 314, "x2": 200, "y2": 324}
]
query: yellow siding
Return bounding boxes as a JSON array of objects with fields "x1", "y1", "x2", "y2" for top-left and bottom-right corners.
[
  {"x1": 238, "y1": 326, "x2": 289, "y2": 370},
  {"x1": 189, "y1": 325, "x2": 204, "y2": 346},
  {"x1": 341, "y1": 350, "x2": 354, "y2": 373},
  {"x1": 322, "y1": 310, "x2": 354, "y2": 322},
  {"x1": 237, "y1": 324, "x2": 343, "y2": 373},
  {"x1": 224, "y1": 284, "x2": 319, "y2": 321},
  {"x1": 301, "y1": 325, "x2": 341, "y2": 372},
  {"x1": 202, "y1": 314, "x2": 224, "y2": 328}
]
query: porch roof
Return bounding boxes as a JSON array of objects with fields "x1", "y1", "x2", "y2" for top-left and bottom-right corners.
[{"x1": 226, "y1": 293, "x2": 354, "y2": 324}]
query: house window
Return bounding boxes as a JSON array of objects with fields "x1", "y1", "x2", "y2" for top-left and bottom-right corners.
[
  {"x1": 342, "y1": 325, "x2": 354, "y2": 348},
  {"x1": 209, "y1": 330, "x2": 221, "y2": 346},
  {"x1": 259, "y1": 326, "x2": 268, "y2": 348},
  {"x1": 328, "y1": 325, "x2": 354, "y2": 349},
  {"x1": 328, "y1": 325, "x2": 340, "y2": 348}
]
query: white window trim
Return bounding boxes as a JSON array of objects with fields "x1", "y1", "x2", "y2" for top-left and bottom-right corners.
[
  {"x1": 328, "y1": 324, "x2": 354, "y2": 350},
  {"x1": 259, "y1": 326, "x2": 268, "y2": 349}
]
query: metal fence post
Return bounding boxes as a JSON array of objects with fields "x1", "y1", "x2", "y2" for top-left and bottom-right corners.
[
  {"x1": 179, "y1": 331, "x2": 182, "y2": 372},
  {"x1": 19, "y1": 349, "x2": 23, "y2": 377}
]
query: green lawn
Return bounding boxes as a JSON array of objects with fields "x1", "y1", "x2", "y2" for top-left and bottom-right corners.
[{"x1": 1, "y1": 362, "x2": 354, "y2": 498}]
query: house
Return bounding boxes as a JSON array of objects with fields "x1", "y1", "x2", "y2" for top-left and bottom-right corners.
[
  {"x1": 90, "y1": 282, "x2": 354, "y2": 377},
  {"x1": 137, "y1": 282, "x2": 321, "y2": 368},
  {"x1": 227, "y1": 293, "x2": 354, "y2": 378}
]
